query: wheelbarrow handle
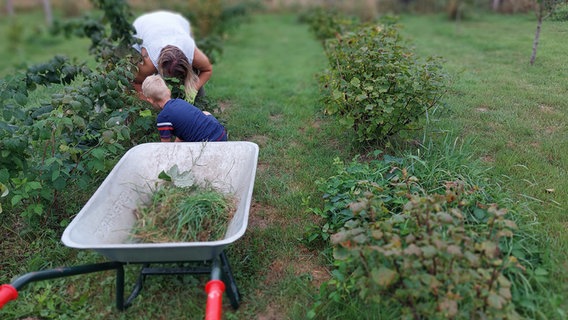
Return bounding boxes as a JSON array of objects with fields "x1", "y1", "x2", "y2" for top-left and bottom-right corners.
[
  {"x1": 204, "y1": 280, "x2": 225, "y2": 320},
  {"x1": 0, "y1": 284, "x2": 18, "y2": 309}
]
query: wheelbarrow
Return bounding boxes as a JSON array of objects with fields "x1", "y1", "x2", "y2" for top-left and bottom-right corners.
[{"x1": 0, "y1": 141, "x2": 259, "y2": 320}]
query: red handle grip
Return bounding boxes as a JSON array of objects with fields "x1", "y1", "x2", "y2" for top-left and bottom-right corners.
[
  {"x1": 0, "y1": 284, "x2": 18, "y2": 309},
  {"x1": 204, "y1": 280, "x2": 225, "y2": 320}
]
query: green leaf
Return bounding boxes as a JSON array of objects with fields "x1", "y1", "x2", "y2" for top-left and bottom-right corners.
[
  {"x1": 350, "y1": 77, "x2": 360, "y2": 87},
  {"x1": 14, "y1": 92, "x2": 28, "y2": 105},
  {"x1": 140, "y1": 109, "x2": 153, "y2": 117},
  {"x1": 28, "y1": 181, "x2": 42, "y2": 190},
  {"x1": 534, "y1": 267, "x2": 548, "y2": 276},
  {"x1": 371, "y1": 266, "x2": 397, "y2": 287},
  {"x1": 158, "y1": 170, "x2": 172, "y2": 182},
  {"x1": 165, "y1": 165, "x2": 195, "y2": 188},
  {"x1": 403, "y1": 243, "x2": 421, "y2": 256},
  {"x1": 11, "y1": 195, "x2": 23, "y2": 206},
  {"x1": 473, "y1": 207, "x2": 486, "y2": 220},
  {"x1": 51, "y1": 169, "x2": 60, "y2": 182},
  {"x1": 332, "y1": 89, "x2": 343, "y2": 100},
  {"x1": 487, "y1": 291, "x2": 505, "y2": 309},
  {"x1": 120, "y1": 127, "x2": 131, "y2": 140},
  {"x1": 333, "y1": 246, "x2": 351, "y2": 260},
  {"x1": 421, "y1": 245, "x2": 437, "y2": 258}
]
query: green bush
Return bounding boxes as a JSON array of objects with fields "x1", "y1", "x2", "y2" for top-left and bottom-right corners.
[
  {"x1": 298, "y1": 7, "x2": 360, "y2": 43},
  {"x1": 306, "y1": 150, "x2": 546, "y2": 319},
  {"x1": 550, "y1": 2, "x2": 568, "y2": 21},
  {"x1": 319, "y1": 24, "x2": 447, "y2": 143},
  {"x1": 0, "y1": 0, "x2": 151, "y2": 226},
  {"x1": 325, "y1": 190, "x2": 522, "y2": 319}
]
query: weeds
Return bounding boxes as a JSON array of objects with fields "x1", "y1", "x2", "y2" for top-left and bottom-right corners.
[{"x1": 131, "y1": 166, "x2": 237, "y2": 243}]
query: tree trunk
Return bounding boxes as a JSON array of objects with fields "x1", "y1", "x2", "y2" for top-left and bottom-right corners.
[
  {"x1": 42, "y1": 0, "x2": 53, "y2": 26},
  {"x1": 492, "y1": 0, "x2": 500, "y2": 12},
  {"x1": 530, "y1": 13, "x2": 542, "y2": 65},
  {"x1": 6, "y1": 0, "x2": 14, "y2": 16}
]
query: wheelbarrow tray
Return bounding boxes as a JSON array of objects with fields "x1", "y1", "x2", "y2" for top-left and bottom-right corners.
[{"x1": 61, "y1": 142, "x2": 259, "y2": 263}]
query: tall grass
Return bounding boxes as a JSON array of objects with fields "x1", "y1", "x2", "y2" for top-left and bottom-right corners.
[{"x1": 400, "y1": 12, "x2": 568, "y2": 314}]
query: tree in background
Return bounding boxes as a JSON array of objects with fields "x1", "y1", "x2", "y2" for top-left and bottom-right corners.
[
  {"x1": 5, "y1": 0, "x2": 13, "y2": 15},
  {"x1": 4, "y1": 0, "x2": 53, "y2": 25},
  {"x1": 42, "y1": 0, "x2": 53, "y2": 26},
  {"x1": 530, "y1": 0, "x2": 562, "y2": 65},
  {"x1": 493, "y1": 0, "x2": 501, "y2": 11}
]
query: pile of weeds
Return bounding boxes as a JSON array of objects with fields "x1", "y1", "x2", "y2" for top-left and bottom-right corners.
[{"x1": 131, "y1": 166, "x2": 236, "y2": 243}]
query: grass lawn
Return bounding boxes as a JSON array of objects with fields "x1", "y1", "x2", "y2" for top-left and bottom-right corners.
[
  {"x1": 0, "y1": 9, "x2": 566, "y2": 319},
  {"x1": 0, "y1": 11, "x2": 92, "y2": 77},
  {"x1": 399, "y1": 12, "x2": 568, "y2": 267}
]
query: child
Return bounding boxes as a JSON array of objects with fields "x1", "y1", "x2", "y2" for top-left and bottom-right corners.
[{"x1": 141, "y1": 74, "x2": 227, "y2": 142}]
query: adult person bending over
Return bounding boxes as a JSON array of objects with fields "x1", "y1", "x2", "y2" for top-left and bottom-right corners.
[{"x1": 132, "y1": 10, "x2": 212, "y2": 103}]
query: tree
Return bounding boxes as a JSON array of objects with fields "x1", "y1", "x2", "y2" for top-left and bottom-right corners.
[
  {"x1": 4, "y1": 0, "x2": 52, "y2": 25},
  {"x1": 41, "y1": 0, "x2": 53, "y2": 26},
  {"x1": 6, "y1": 0, "x2": 14, "y2": 16},
  {"x1": 530, "y1": 0, "x2": 560, "y2": 65},
  {"x1": 492, "y1": 0, "x2": 501, "y2": 11}
]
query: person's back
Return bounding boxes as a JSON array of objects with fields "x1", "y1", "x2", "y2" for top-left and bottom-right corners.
[
  {"x1": 141, "y1": 74, "x2": 227, "y2": 142},
  {"x1": 157, "y1": 98, "x2": 227, "y2": 142}
]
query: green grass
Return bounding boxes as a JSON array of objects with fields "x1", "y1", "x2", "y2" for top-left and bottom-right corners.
[
  {"x1": 399, "y1": 12, "x2": 568, "y2": 315},
  {"x1": 400, "y1": 12, "x2": 568, "y2": 255},
  {"x1": 0, "y1": 11, "x2": 92, "y2": 77},
  {"x1": 1, "y1": 9, "x2": 567, "y2": 319},
  {"x1": 132, "y1": 184, "x2": 233, "y2": 243}
]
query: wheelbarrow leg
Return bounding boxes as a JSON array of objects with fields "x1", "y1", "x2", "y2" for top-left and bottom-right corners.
[
  {"x1": 122, "y1": 263, "x2": 150, "y2": 309},
  {"x1": 115, "y1": 263, "x2": 125, "y2": 311},
  {"x1": 220, "y1": 252, "x2": 240, "y2": 309}
]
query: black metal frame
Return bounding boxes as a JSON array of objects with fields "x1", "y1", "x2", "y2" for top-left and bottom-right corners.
[{"x1": 8, "y1": 251, "x2": 240, "y2": 311}]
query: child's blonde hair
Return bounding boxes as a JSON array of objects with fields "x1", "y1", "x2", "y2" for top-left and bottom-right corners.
[{"x1": 142, "y1": 74, "x2": 171, "y2": 101}]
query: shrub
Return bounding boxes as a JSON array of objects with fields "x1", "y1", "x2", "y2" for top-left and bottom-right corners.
[
  {"x1": 319, "y1": 24, "x2": 447, "y2": 143},
  {"x1": 549, "y1": 2, "x2": 568, "y2": 21},
  {"x1": 306, "y1": 151, "x2": 546, "y2": 319},
  {"x1": 298, "y1": 7, "x2": 360, "y2": 43},
  {"x1": 0, "y1": 0, "x2": 152, "y2": 226},
  {"x1": 325, "y1": 189, "x2": 523, "y2": 319}
]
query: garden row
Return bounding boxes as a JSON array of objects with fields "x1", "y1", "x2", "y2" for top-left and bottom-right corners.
[
  {"x1": 301, "y1": 8, "x2": 553, "y2": 319},
  {"x1": 0, "y1": 0, "x2": 248, "y2": 226}
]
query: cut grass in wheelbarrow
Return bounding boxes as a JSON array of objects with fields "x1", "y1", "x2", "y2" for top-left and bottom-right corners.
[
  {"x1": 130, "y1": 164, "x2": 238, "y2": 243},
  {"x1": 131, "y1": 183, "x2": 237, "y2": 243}
]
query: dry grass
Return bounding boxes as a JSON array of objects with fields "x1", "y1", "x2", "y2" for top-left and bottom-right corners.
[{"x1": 131, "y1": 184, "x2": 237, "y2": 243}]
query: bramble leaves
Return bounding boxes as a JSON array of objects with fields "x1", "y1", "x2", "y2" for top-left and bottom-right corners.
[
  {"x1": 319, "y1": 24, "x2": 448, "y2": 142},
  {"x1": 303, "y1": 8, "x2": 447, "y2": 143},
  {"x1": 305, "y1": 154, "x2": 532, "y2": 318}
]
